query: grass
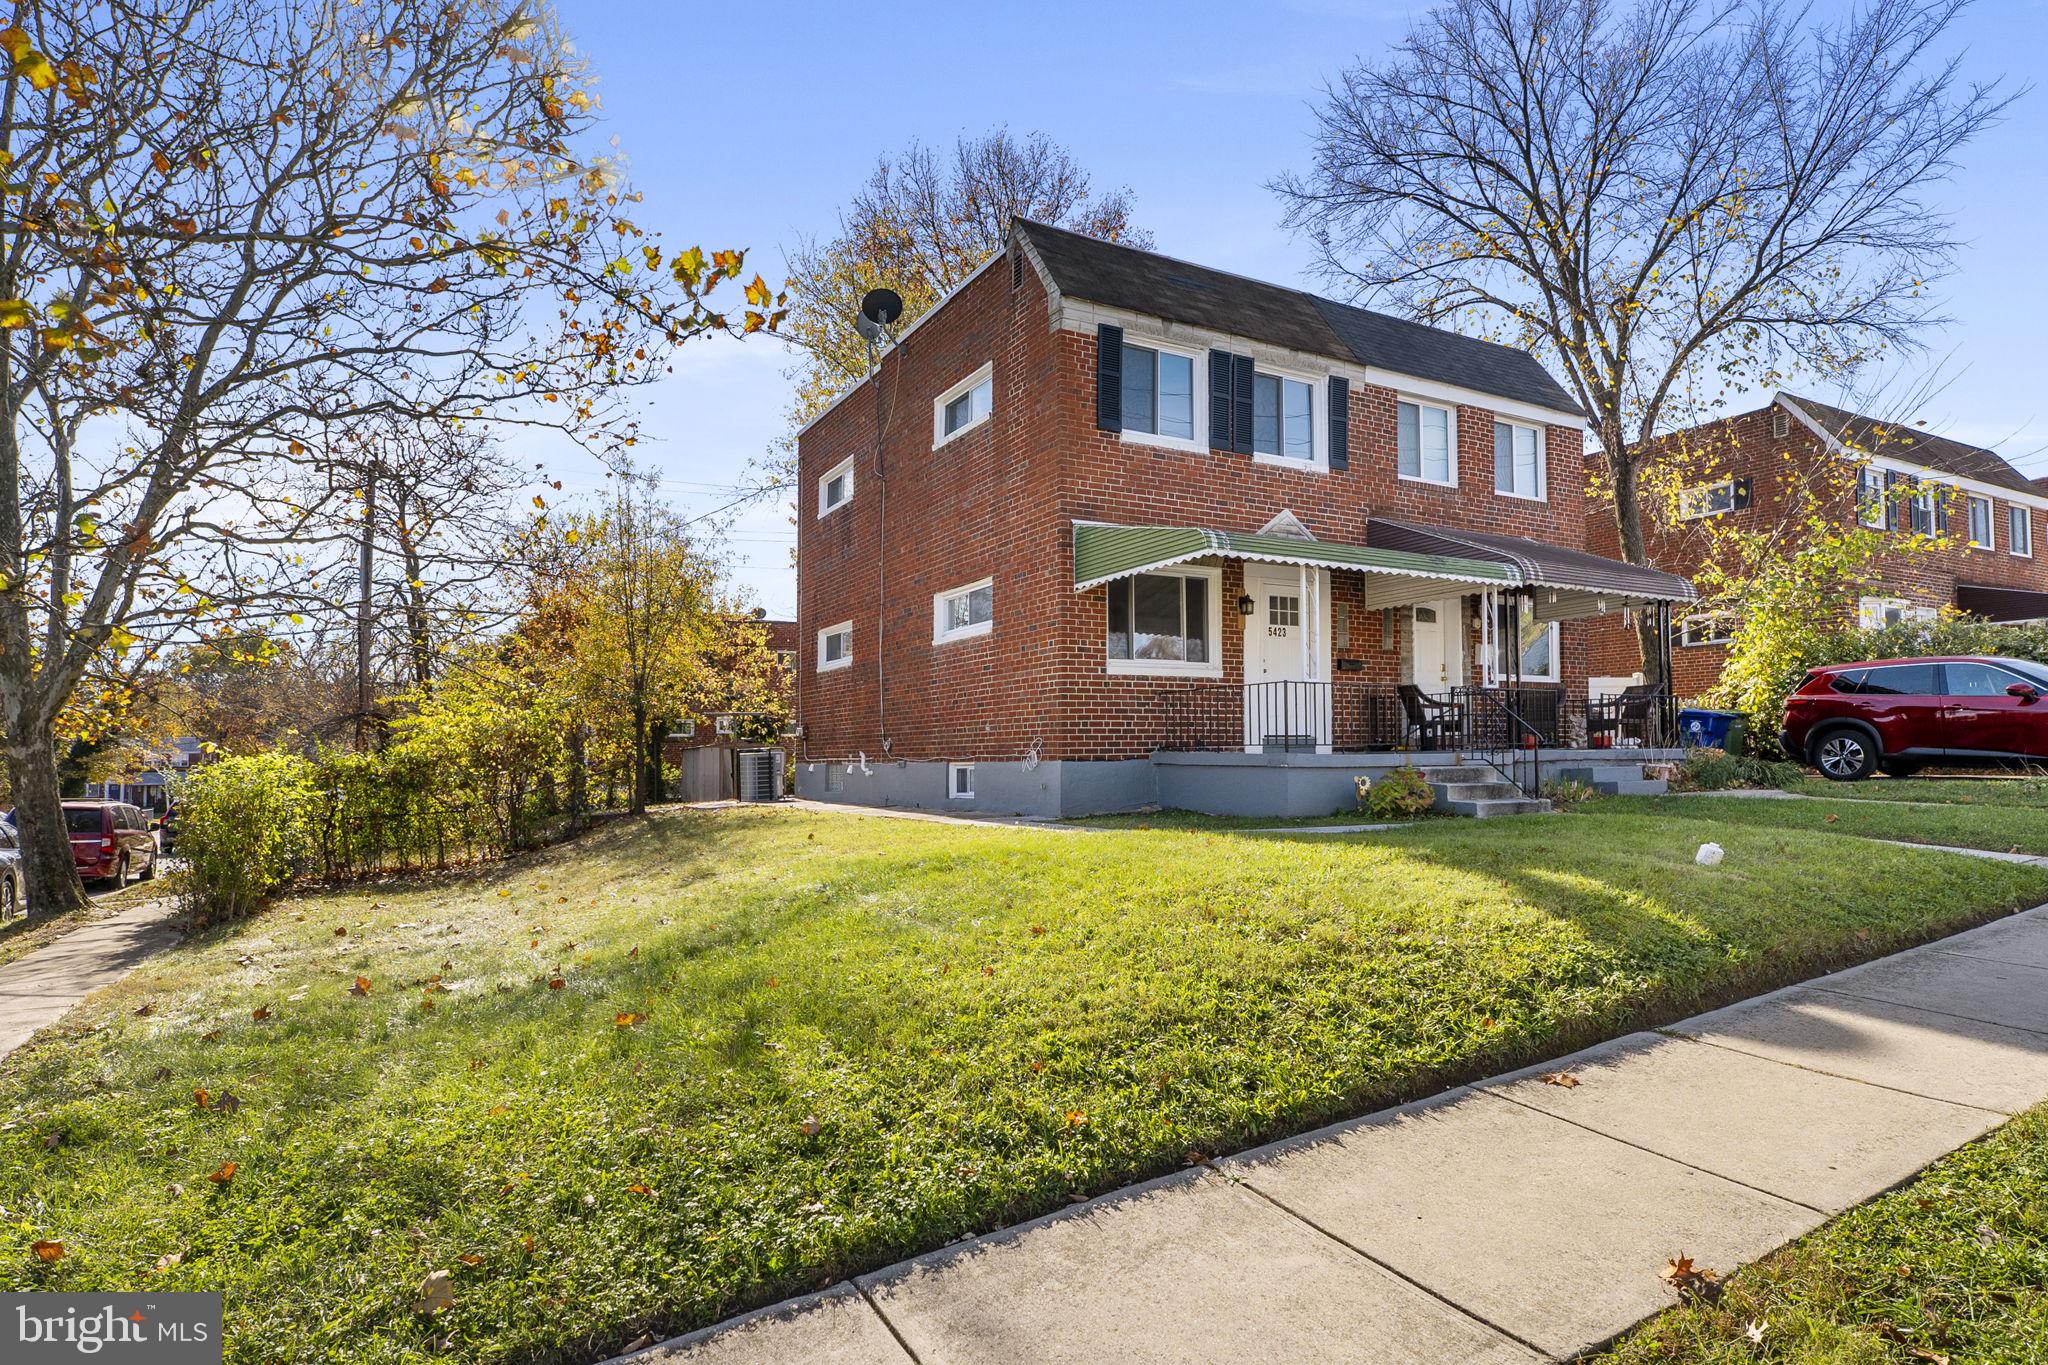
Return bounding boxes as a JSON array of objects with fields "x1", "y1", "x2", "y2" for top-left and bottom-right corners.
[
  {"x1": 2, "y1": 807, "x2": 2045, "y2": 1364},
  {"x1": 1602, "y1": 794, "x2": 2048, "y2": 856},
  {"x1": 1784, "y1": 774, "x2": 2048, "y2": 807},
  {"x1": 1593, "y1": 1103, "x2": 2048, "y2": 1364}
]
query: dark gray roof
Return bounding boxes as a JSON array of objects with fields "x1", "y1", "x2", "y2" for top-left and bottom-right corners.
[
  {"x1": 1016, "y1": 219, "x2": 1582, "y2": 418},
  {"x1": 1783, "y1": 395, "x2": 2036, "y2": 496},
  {"x1": 1365, "y1": 517, "x2": 1696, "y2": 603}
]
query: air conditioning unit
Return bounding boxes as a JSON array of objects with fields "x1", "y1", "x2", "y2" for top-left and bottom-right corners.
[{"x1": 738, "y1": 749, "x2": 784, "y2": 803}]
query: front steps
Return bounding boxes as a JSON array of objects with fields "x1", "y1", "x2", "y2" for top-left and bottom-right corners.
[
  {"x1": 1417, "y1": 765, "x2": 1552, "y2": 818},
  {"x1": 1554, "y1": 762, "x2": 1672, "y2": 797}
]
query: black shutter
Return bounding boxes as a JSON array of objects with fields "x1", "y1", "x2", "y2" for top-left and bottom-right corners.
[
  {"x1": 1732, "y1": 476, "x2": 1753, "y2": 511},
  {"x1": 1208, "y1": 350, "x2": 1234, "y2": 450},
  {"x1": 1884, "y1": 471, "x2": 1904, "y2": 530},
  {"x1": 1231, "y1": 354, "x2": 1255, "y2": 455},
  {"x1": 1328, "y1": 376, "x2": 1349, "y2": 471},
  {"x1": 1934, "y1": 486, "x2": 1949, "y2": 535},
  {"x1": 1095, "y1": 323, "x2": 1122, "y2": 432}
]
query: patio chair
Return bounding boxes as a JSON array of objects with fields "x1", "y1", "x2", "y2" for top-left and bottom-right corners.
[
  {"x1": 1397, "y1": 684, "x2": 1463, "y2": 751},
  {"x1": 1588, "y1": 683, "x2": 1661, "y2": 748}
]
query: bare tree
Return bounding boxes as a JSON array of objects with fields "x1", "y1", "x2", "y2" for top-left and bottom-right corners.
[
  {"x1": 0, "y1": 0, "x2": 778, "y2": 911},
  {"x1": 1277, "y1": 0, "x2": 2009, "y2": 686}
]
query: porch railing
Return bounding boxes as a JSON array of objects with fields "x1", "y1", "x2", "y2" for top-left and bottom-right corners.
[{"x1": 1158, "y1": 681, "x2": 1685, "y2": 763}]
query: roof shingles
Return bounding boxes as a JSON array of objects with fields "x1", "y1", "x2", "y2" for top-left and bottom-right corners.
[{"x1": 1782, "y1": 395, "x2": 2036, "y2": 496}]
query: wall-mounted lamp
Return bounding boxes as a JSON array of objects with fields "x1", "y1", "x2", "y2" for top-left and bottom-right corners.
[{"x1": 1236, "y1": 594, "x2": 1257, "y2": 617}]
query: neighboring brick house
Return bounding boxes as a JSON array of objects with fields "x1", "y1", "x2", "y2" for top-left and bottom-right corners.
[
  {"x1": 795, "y1": 220, "x2": 1693, "y2": 816},
  {"x1": 1587, "y1": 394, "x2": 2048, "y2": 698},
  {"x1": 662, "y1": 616, "x2": 796, "y2": 802}
]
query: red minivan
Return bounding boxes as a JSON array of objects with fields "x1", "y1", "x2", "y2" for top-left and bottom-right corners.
[
  {"x1": 1781, "y1": 655, "x2": 2048, "y2": 780},
  {"x1": 64, "y1": 800, "x2": 161, "y2": 887}
]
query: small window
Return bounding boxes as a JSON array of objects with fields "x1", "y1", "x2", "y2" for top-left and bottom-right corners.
[
  {"x1": 817, "y1": 621, "x2": 853, "y2": 673},
  {"x1": 1678, "y1": 479, "x2": 1740, "y2": 520},
  {"x1": 1829, "y1": 669, "x2": 1869, "y2": 694},
  {"x1": 817, "y1": 457, "x2": 854, "y2": 517},
  {"x1": 1120, "y1": 344, "x2": 1196, "y2": 443},
  {"x1": 1494, "y1": 596, "x2": 1558, "y2": 681},
  {"x1": 1968, "y1": 495, "x2": 1995, "y2": 549},
  {"x1": 948, "y1": 763, "x2": 974, "y2": 800},
  {"x1": 933, "y1": 364, "x2": 994, "y2": 446},
  {"x1": 1251, "y1": 373, "x2": 1314, "y2": 461},
  {"x1": 2010, "y1": 506, "x2": 2033, "y2": 557},
  {"x1": 1859, "y1": 663, "x2": 1940, "y2": 695},
  {"x1": 1771, "y1": 409, "x2": 1790, "y2": 439},
  {"x1": 1909, "y1": 487, "x2": 1939, "y2": 536},
  {"x1": 1106, "y1": 571, "x2": 1215, "y2": 674},
  {"x1": 1397, "y1": 401, "x2": 1453, "y2": 484},
  {"x1": 1267, "y1": 594, "x2": 1301, "y2": 627},
  {"x1": 1493, "y1": 422, "x2": 1544, "y2": 500},
  {"x1": 933, "y1": 578, "x2": 994, "y2": 644},
  {"x1": 824, "y1": 764, "x2": 846, "y2": 794},
  {"x1": 1676, "y1": 614, "x2": 1734, "y2": 647},
  {"x1": 1856, "y1": 467, "x2": 1887, "y2": 529}
]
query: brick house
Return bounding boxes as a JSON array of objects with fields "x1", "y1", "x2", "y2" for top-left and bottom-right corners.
[
  {"x1": 795, "y1": 220, "x2": 1694, "y2": 817},
  {"x1": 662, "y1": 617, "x2": 797, "y2": 802},
  {"x1": 1586, "y1": 394, "x2": 2048, "y2": 699}
]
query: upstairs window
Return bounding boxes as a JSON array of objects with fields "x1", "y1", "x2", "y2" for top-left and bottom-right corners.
[
  {"x1": 1909, "y1": 487, "x2": 1939, "y2": 537},
  {"x1": 1397, "y1": 400, "x2": 1453, "y2": 484},
  {"x1": 933, "y1": 364, "x2": 994, "y2": 447},
  {"x1": 1493, "y1": 422, "x2": 1544, "y2": 500},
  {"x1": 932, "y1": 578, "x2": 994, "y2": 645},
  {"x1": 817, "y1": 621, "x2": 853, "y2": 673},
  {"x1": 817, "y1": 457, "x2": 854, "y2": 517},
  {"x1": 1968, "y1": 495, "x2": 1995, "y2": 549},
  {"x1": 1678, "y1": 478, "x2": 1742, "y2": 520},
  {"x1": 1856, "y1": 467, "x2": 1887, "y2": 529},
  {"x1": 1251, "y1": 372, "x2": 1314, "y2": 461},
  {"x1": 1120, "y1": 344, "x2": 1196, "y2": 443},
  {"x1": 2011, "y1": 505, "x2": 2033, "y2": 557}
]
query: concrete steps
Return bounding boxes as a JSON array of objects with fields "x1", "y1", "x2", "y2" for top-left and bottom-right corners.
[
  {"x1": 1417, "y1": 765, "x2": 1553, "y2": 818},
  {"x1": 1555, "y1": 763, "x2": 1671, "y2": 797}
]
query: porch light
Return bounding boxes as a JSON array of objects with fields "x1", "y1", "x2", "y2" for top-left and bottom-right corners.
[{"x1": 1237, "y1": 594, "x2": 1257, "y2": 617}]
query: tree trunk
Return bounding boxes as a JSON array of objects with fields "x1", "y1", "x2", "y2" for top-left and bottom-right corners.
[
  {"x1": 643, "y1": 717, "x2": 667, "y2": 808},
  {"x1": 565, "y1": 724, "x2": 587, "y2": 830},
  {"x1": 1605, "y1": 437, "x2": 1669, "y2": 693},
  {"x1": 8, "y1": 729, "x2": 86, "y2": 915},
  {"x1": 628, "y1": 701, "x2": 648, "y2": 814}
]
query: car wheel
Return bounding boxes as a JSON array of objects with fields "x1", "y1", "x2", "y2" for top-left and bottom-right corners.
[
  {"x1": 1812, "y1": 727, "x2": 1878, "y2": 781},
  {"x1": 0, "y1": 878, "x2": 14, "y2": 922},
  {"x1": 110, "y1": 856, "x2": 128, "y2": 889},
  {"x1": 140, "y1": 853, "x2": 157, "y2": 882}
]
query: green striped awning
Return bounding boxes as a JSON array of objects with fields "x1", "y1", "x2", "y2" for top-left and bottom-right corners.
[{"x1": 1071, "y1": 522, "x2": 1516, "y2": 592}]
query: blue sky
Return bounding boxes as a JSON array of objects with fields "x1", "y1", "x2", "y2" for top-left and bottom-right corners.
[{"x1": 556, "y1": 0, "x2": 2048, "y2": 617}]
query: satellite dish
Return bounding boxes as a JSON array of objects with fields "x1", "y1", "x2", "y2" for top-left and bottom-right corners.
[{"x1": 859, "y1": 288, "x2": 904, "y2": 328}]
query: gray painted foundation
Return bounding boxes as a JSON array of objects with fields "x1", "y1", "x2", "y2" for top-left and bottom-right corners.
[{"x1": 794, "y1": 749, "x2": 1682, "y2": 820}]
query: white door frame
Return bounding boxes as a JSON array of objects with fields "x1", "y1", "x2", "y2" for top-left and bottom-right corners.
[
  {"x1": 1241, "y1": 563, "x2": 1333, "y2": 751},
  {"x1": 1408, "y1": 594, "x2": 1466, "y2": 695}
]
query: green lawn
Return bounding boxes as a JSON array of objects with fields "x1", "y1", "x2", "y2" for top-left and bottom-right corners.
[
  {"x1": 3, "y1": 807, "x2": 2045, "y2": 1364},
  {"x1": 1604, "y1": 794, "x2": 2048, "y2": 855},
  {"x1": 1785, "y1": 774, "x2": 2048, "y2": 807},
  {"x1": 1594, "y1": 1103, "x2": 2048, "y2": 1364}
]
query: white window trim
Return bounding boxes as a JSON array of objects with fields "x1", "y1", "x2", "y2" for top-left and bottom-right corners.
[
  {"x1": 816, "y1": 456, "x2": 855, "y2": 518},
  {"x1": 931, "y1": 362, "x2": 994, "y2": 450},
  {"x1": 948, "y1": 762, "x2": 975, "y2": 800},
  {"x1": 1856, "y1": 466, "x2": 1888, "y2": 530},
  {"x1": 932, "y1": 576, "x2": 994, "y2": 645},
  {"x1": 816, "y1": 620, "x2": 854, "y2": 673},
  {"x1": 1967, "y1": 494, "x2": 1996, "y2": 550},
  {"x1": 1116, "y1": 332, "x2": 1207, "y2": 454},
  {"x1": 1248, "y1": 360, "x2": 1328, "y2": 474},
  {"x1": 1492, "y1": 419, "x2": 1547, "y2": 503},
  {"x1": 1858, "y1": 596, "x2": 1937, "y2": 629},
  {"x1": 1396, "y1": 395, "x2": 1458, "y2": 488},
  {"x1": 1514, "y1": 621, "x2": 1561, "y2": 681},
  {"x1": 1678, "y1": 477, "x2": 1739, "y2": 521},
  {"x1": 1105, "y1": 564, "x2": 1225, "y2": 679},
  {"x1": 1678, "y1": 614, "x2": 1734, "y2": 647},
  {"x1": 2011, "y1": 505, "x2": 2034, "y2": 558}
]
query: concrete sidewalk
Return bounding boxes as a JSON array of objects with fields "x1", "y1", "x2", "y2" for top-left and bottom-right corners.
[
  {"x1": 0, "y1": 898, "x2": 180, "y2": 1058},
  {"x1": 635, "y1": 902, "x2": 2048, "y2": 1364}
]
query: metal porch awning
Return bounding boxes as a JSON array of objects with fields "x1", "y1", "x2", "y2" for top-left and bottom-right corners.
[
  {"x1": 1956, "y1": 583, "x2": 2048, "y2": 623},
  {"x1": 1071, "y1": 523, "x2": 1516, "y2": 596},
  {"x1": 1364, "y1": 517, "x2": 1697, "y2": 621}
]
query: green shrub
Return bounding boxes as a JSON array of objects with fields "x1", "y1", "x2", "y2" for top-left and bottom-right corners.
[
  {"x1": 175, "y1": 753, "x2": 314, "y2": 925},
  {"x1": 1671, "y1": 747, "x2": 1802, "y2": 792},
  {"x1": 1363, "y1": 765, "x2": 1435, "y2": 820}
]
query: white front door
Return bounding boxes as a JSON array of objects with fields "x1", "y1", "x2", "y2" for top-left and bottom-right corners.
[
  {"x1": 1242, "y1": 564, "x2": 1331, "y2": 750},
  {"x1": 1409, "y1": 596, "x2": 1464, "y2": 694}
]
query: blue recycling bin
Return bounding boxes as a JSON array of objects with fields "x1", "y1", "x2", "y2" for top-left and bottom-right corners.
[{"x1": 1677, "y1": 708, "x2": 1742, "y2": 750}]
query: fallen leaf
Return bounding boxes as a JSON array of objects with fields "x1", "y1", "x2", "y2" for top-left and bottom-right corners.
[
  {"x1": 350, "y1": 977, "x2": 371, "y2": 996},
  {"x1": 626, "y1": 1183, "x2": 652, "y2": 1197},
  {"x1": 798, "y1": 1116, "x2": 821, "y2": 1136},
  {"x1": 132, "y1": 1002, "x2": 155, "y2": 1017},
  {"x1": 251, "y1": 1005, "x2": 271, "y2": 1022},
  {"x1": 1031, "y1": 925, "x2": 1046, "y2": 936},
  {"x1": 334, "y1": 926, "x2": 348, "y2": 937},
  {"x1": 1659, "y1": 1254, "x2": 1722, "y2": 1304},
  {"x1": 216, "y1": 1092, "x2": 241, "y2": 1116},
  {"x1": 154, "y1": 1251, "x2": 183, "y2": 1272},
  {"x1": 41, "y1": 1131, "x2": 61, "y2": 1151},
  {"x1": 456, "y1": 1253, "x2": 483, "y2": 1267},
  {"x1": 193, "y1": 1088, "x2": 210, "y2": 1109},
  {"x1": 516, "y1": 1235, "x2": 535, "y2": 1254},
  {"x1": 414, "y1": 1268, "x2": 455, "y2": 1315},
  {"x1": 1066, "y1": 1110, "x2": 1088, "y2": 1129},
  {"x1": 30, "y1": 1240, "x2": 63, "y2": 1262},
  {"x1": 206, "y1": 1161, "x2": 236, "y2": 1185},
  {"x1": 1906, "y1": 1350, "x2": 1951, "y2": 1365},
  {"x1": 1745, "y1": 1319, "x2": 1767, "y2": 1345},
  {"x1": 627, "y1": 945, "x2": 639, "y2": 959},
  {"x1": 621, "y1": 1334, "x2": 655, "y2": 1353},
  {"x1": 1028, "y1": 1060, "x2": 1045, "y2": 1074},
  {"x1": 1539, "y1": 1071, "x2": 1580, "y2": 1089},
  {"x1": 614, "y1": 1012, "x2": 643, "y2": 1029}
]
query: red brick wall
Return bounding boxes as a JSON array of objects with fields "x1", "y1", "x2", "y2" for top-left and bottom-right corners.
[
  {"x1": 798, "y1": 248, "x2": 1598, "y2": 764},
  {"x1": 1586, "y1": 402, "x2": 2048, "y2": 695}
]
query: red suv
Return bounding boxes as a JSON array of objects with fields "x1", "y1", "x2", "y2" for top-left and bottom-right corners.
[
  {"x1": 1782, "y1": 655, "x2": 2048, "y2": 780},
  {"x1": 64, "y1": 800, "x2": 161, "y2": 887}
]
